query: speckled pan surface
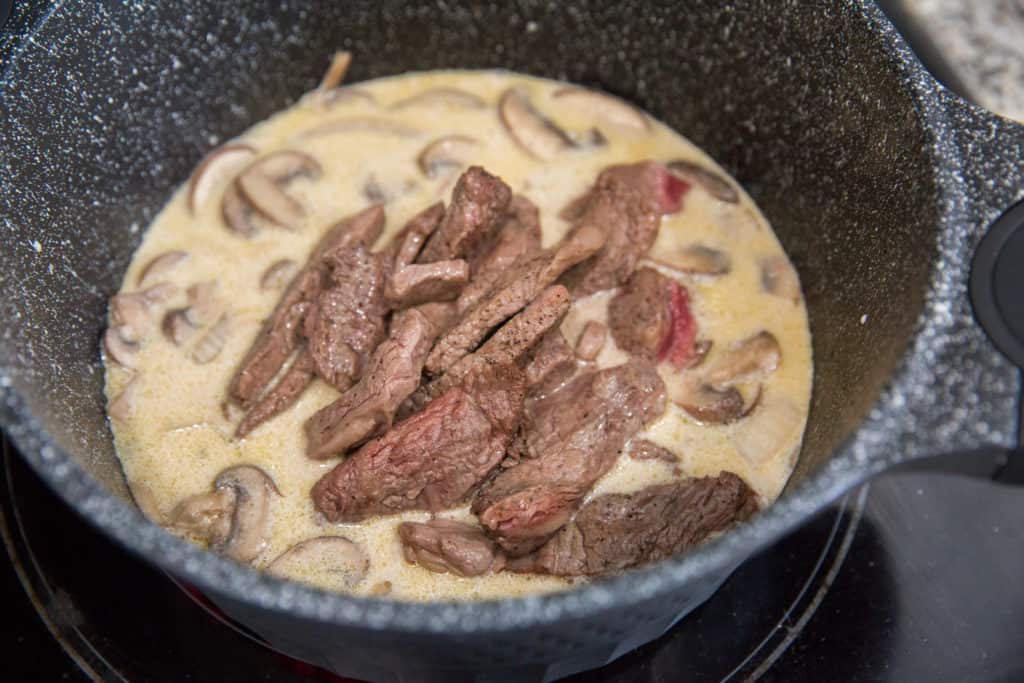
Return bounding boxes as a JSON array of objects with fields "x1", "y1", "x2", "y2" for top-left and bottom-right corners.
[{"x1": 0, "y1": 0, "x2": 1022, "y2": 677}]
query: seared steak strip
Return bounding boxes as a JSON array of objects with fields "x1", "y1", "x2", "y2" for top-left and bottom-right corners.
[
  {"x1": 312, "y1": 363, "x2": 525, "y2": 522},
  {"x1": 386, "y1": 260, "x2": 470, "y2": 308},
  {"x1": 507, "y1": 473, "x2": 758, "y2": 576},
  {"x1": 417, "y1": 166, "x2": 512, "y2": 264},
  {"x1": 472, "y1": 360, "x2": 666, "y2": 555},
  {"x1": 425, "y1": 224, "x2": 604, "y2": 375},
  {"x1": 560, "y1": 161, "x2": 686, "y2": 296},
  {"x1": 398, "y1": 519, "x2": 505, "y2": 577},
  {"x1": 456, "y1": 195, "x2": 542, "y2": 314},
  {"x1": 236, "y1": 351, "x2": 316, "y2": 438},
  {"x1": 523, "y1": 329, "x2": 577, "y2": 394},
  {"x1": 305, "y1": 308, "x2": 438, "y2": 459},
  {"x1": 229, "y1": 206, "x2": 384, "y2": 406}
]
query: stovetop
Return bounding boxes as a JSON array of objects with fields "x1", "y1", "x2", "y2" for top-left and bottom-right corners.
[{"x1": 4, "y1": 3, "x2": 1024, "y2": 681}]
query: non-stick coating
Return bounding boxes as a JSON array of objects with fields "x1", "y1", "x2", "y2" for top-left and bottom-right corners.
[{"x1": 0, "y1": 1, "x2": 1021, "y2": 681}]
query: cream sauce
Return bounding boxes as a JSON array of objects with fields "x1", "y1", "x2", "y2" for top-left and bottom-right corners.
[{"x1": 104, "y1": 70, "x2": 812, "y2": 601}]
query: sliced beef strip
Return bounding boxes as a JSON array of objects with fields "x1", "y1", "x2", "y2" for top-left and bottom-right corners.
[
  {"x1": 607, "y1": 266, "x2": 673, "y2": 360},
  {"x1": 457, "y1": 195, "x2": 542, "y2": 314},
  {"x1": 574, "y1": 321, "x2": 607, "y2": 361},
  {"x1": 387, "y1": 202, "x2": 446, "y2": 268},
  {"x1": 312, "y1": 362, "x2": 525, "y2": 523},
  {"x1": 472, "y1": 360, "x2": 667, "y2": 555},
  {"x1": 305, "y1": 308, "x2": 438, "y2": 459},
  {"x1": 417, "y1": 166, "x2": 512, "y2": 265},
  {"x1": 386, "y1": 259, "x2": 470, "y2": 308},
  {"x1": 229, "y1": 205, "x2": 385, "y2": 407},
  {"x1": 403, "y1": 285, "x2": 571, "y2": 416},
  {"x1": 398, "y1": 519, "x2": 505, "y2": 577},
  {"x1": 507, "y1": 473, "x2": 758, "y2": 576},
  {"x1": 560, "y1": 161, "x2": 681, "y2": 297},
  {"x1": 305, "y1": 245, "x2": 388, "y2": 390},
  {"x1": 628, "y1": 439, "x2": 679, "y2": 464},
  {"x1": 425, "y1": 224, "x2": 604, "y2": 375},
  {"x1": 236, "y1": 351, "x2": 316, "y2": 438},
  {"x1": 523, "y1": 329, "x2": 577, "y2": 394}
]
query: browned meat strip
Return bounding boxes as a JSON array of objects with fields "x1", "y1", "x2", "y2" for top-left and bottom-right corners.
[
  {"x1": 627, "y1": 439, "x2": 679, "y2": 464},
  {"x1": 305, "y1": 308, "x2": 437, "y2": 459},
  {"x1": 312, "y1": 363, "x2": 525, "y2": 522},
  {"x1": 457, "y1": 195, "x2": 542, "y2": 313},
  {"x1": 305, "y1": 245, "x2": 387, "y2": 390},
  {"x1": 560, "y1": 161, "x2": 683, "y2": 296},
  {"x1": 407, "y1": 285, "x2": 571, "y2": 414},
  {"x1": 523, "y1": 329, "x2": 576, "y2": 394},
  {"x1": 398, "y1": 519, "x2": 505, "y2": 577},
  {"x1": 425, "y1": 226, "x2": 603, "y2": 375},
  {"x1": 388, "y1": 202, "x2": 446, "y2": 268},
  {"x1": 473, "y1": 360, "x2": 666, "y2": 555},
  {"x1": 607, "y1": 267, "x2": 673, "y2": 359},
  {"x1": 236, "y1": 351, "x2": 316, "y2": 438},
  {"x1": 417, "y1": 166, "x2": 512, "y2": 264},
  {"x1": 229, "y1": 205, "x2": 384, "y2": 406},
  {"x1": 386, "y1": 260, "x2": 470, "y2": 308},
  {"x1": 507, "y1": 473, "x2": 758, "y2": 576},
  {"x1": 229, "y1": 299, "x2": 313, "y2": 408}
]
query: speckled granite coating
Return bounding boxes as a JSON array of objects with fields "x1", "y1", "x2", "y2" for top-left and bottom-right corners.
[{"x1": 0, "y1": 1, "x2": 1022, "y2": 680}]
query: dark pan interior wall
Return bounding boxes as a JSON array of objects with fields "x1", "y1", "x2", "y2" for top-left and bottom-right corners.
[{"x1": 0, "y1": 1, "x2": 937, "y2": 499}]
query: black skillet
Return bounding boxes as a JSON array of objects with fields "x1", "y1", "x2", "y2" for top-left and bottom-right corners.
[{"x1": 1, "y1": 1, "x2": 1022, "y2": 681}]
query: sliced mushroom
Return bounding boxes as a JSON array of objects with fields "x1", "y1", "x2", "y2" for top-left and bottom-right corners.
[
  {"x1": 260, "y1": 259, "x2": 297, "y2": 291},
  {"x1": 185, "y1": 281, "x2": 218, "y2": 326},
  {"x1": 209, "y1": 465, "x2": 280, "y2": 563},
  {"x1": 575, "y1": 320, "x2": 607, "y2": 361},
  {"x1": 498, "y1": 87, "x2": 574, "y2": 160},
  {"x1": 760, "y1": 255, "x2": 802, "y2": 303},
  {"x1": 168, "y1": 486, "x2": 236, "y2": 546},
  {"x1": 687, "y1": 339, "x2": 713, "y2": 369},
  {"x1": 667, "y1": 159, "x2": 739, "y2": 204},
  {"x1": 673, "y1": 378, "x2": 745, "y2": 425},
  {"x1": 221, "y1": 183, "x2": 258, "y2": 236},
  {"x1": 103, "y1": 327, "x2": 140, "y2": 368},
  {"x1": 142, "y1": 282, "x2": 178, "y2": 305},
  {"x1": 317, "y1": 50, "x2": 352, "y2": 91},
  {"x1": 162, "y1": 309, "x2": 196, "y2": 346},
  {"x1": 391, "y1": 87, "x2": 486, "y2": 110},
  {"x1": 187, "y1": 143, "x2": 257, "y2": 214},
  {"x1": 655, "y1": 245, "x2": 732, "y2": 276},
  {"x1": 108, "y1": 374, "x2": 140, "y2": 422},
  {"x1": 237, "y1": 170, "x2": 305, "y2": 230},
  {"x1": 191, "y1": 314, "x2": 231, "y2": 364},
  {"x1": 296, "y1": 117, "x2": 420, "y2": 140},
  {"x1": 110, "y1": 293, "x2": 152, "y2": 341},
  {"x1": 247, "y1": 150, "x2": 322, "y2": 184},
  {"x1": 267, "y1": 536, "x2": 369, "y2": 591},
  {"x1": 362, "y1": 174, "x2": 419, "y2": 204},
  {"x1": 417, "y1": 135, "x2": 480, "y2": 178},
  {"x1": 703, "y1": 331, "x2": 781, "y2": 389},
  {"x1": 137, "y1": 250, "x2": 188, "y2": 286},
  {"x1": 732, "y1": 394, "x2": 804, "y2": 465},
  {"x1": 552, "y1": 87, "x2": 649, "y2": 131}
]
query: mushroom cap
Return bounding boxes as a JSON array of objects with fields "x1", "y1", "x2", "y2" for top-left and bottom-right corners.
[
  {"x1": 267, "y1": 536, "x2": 369, "y2": 591},
  {"x1": 499, "y1": 87, "x2": 574, "y2": 160},
  {"x1": 211, "y1": 465, "x2": 280, "y2": 563}
]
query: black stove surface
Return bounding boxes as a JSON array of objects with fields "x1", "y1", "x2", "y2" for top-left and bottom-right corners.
[{"x1": 4, "y1": 439, "x2": 1023, "y2": 683}]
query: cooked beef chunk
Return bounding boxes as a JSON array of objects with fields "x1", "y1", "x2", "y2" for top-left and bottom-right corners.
[
  {"x1": 627, "y1": 439, "x2": 679, "y2": 464},
  {"x1": 560, "y1": 161, "x2": 683, "y2": 296},
  {"x1": 426, "y1": 226, "x2": 603, "y2": 375},
  {"x1": 398, "y1": 519, "x2": 504, "y2": 577},
  {"x1": 417, "y1": 166, "x2": 512, "y2": 264},
  {"x1": 574, "y1": 320, "x2": 607, "y2": 361},
  {"x1": 507, "y1": 473, "x2": 758, "y2": 576},
  {"x1": 229, "y1": 205, "x2": 384, "y2": 407},
  {"x1": 523, "y1": 329, "x2": 577, "y2": 394},
  {"x1": 457, "y1": 195, "x2": 542, "y2": 313},
  {"x1": 608, "y1": 267, "x2": 673, "y2": 360},
  {"x1": 305, "y1": 245, "x2": 387, "y2": 389},
  {"x1": 312, "y1": 363, "x2": 525, "y2": 522},
  {"x1": 305, "y1": 308, "x2": 437, "y2": 459},
  {"x1": 386, "y1": 259, "x2": 470, "y2": 308},
  {"x1": 388, "y1": 202, "x2": 446, "y2": 268},
  {"x1": 236, "y1": 351, "x2": 316, "y2": 438},
  {"x1": 472, "y1": 360, "x2": 666, "y2": 555}
]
